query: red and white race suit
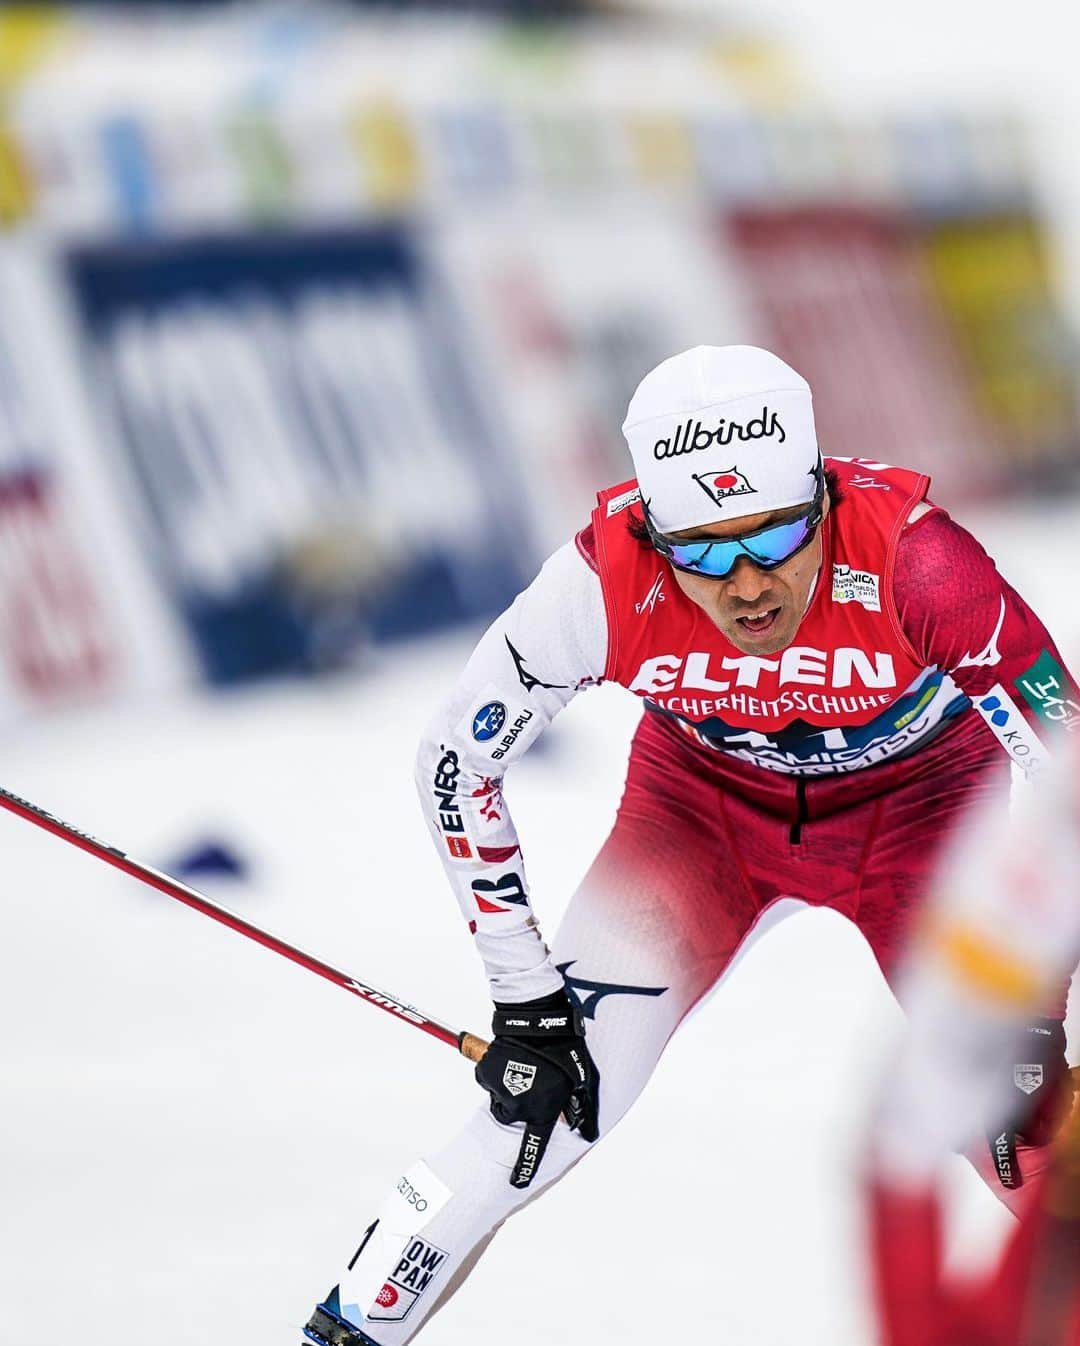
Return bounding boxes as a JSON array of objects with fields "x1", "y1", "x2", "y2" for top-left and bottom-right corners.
[{"x1": 328, "y1": 458, "x2": 1076, "y2": 1344}]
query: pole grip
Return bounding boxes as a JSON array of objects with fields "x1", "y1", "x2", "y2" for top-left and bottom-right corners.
[{"x1": 458, "y1": 1032, "x2": 489, "y2": 1064}]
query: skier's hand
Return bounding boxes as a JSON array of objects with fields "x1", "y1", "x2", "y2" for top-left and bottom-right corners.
[
  {"x1": 1009, "y1": 1018, "x2": 1073, "y2": 1147},
  {"x1": 989, "y1": 1018, "x2": 1074, "y2": 1188},
  {"x1": 475, "y1": 989, "x2": 600, "y2": 1189}
]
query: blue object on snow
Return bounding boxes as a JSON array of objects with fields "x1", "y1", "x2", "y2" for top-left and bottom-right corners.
[{"x1": 170, "y1": 839, "x2": 249, "y2": 882}]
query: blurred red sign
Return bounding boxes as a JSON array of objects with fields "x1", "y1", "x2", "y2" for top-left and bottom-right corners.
[
  {"x1": 0, "y1": 469, "x2": 113, "y2": 700},
  {"x1": 724, "y1": 207, "x2": 1002, "y2": 506}
]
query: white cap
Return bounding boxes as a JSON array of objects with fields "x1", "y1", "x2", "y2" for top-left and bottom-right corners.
[{"x1": 621, "y1": 345, "x2": 819, "y2": 533}]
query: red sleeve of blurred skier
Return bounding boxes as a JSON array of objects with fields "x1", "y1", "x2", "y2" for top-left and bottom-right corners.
[
  {"x1": 896, "y1": 507, "x2": 1075, "y2": 1029},
  {"x1": 894, "y1": 508, "x2": 1080, "y2": 735}
]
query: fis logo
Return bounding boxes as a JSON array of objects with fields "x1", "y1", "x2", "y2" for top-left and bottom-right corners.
[
  {"x1": 692, "y1": 468, "x2": 756, "y2": 507},
  {"x1": 635, "y1": 573, "x2": 666, "y2": 616}
]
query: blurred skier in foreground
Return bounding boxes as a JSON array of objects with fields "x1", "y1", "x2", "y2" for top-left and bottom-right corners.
[
  {"x1": 304, "y1": 346, "x2": 1078, "y2": 1345},
  {"x1": 869, "y1": 740, "x2": 1080, "y2": 1346}
]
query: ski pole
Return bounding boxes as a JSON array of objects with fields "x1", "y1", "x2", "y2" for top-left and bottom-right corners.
[{"x1": 0, "y1": 783, "x2": 489, "y2": 1064}]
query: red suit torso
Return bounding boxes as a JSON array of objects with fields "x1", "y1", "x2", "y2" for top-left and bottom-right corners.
[{"x1": 590, "y1": 457, "x2": 968, "y2": 775}]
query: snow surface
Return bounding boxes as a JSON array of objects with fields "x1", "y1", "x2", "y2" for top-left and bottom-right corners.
[{"x1": 2, "y1": 499, "x2": 1078, "y2": 1346}]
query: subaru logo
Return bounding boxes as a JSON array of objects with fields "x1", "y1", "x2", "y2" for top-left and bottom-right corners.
[{"x1": 472, "y1": 701, "x2": 507, "y2": 742}]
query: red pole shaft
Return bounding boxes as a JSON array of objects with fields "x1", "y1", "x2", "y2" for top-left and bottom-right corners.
[{"x1": 0, "y1": 783, "x2": 464, "y2": 1052}]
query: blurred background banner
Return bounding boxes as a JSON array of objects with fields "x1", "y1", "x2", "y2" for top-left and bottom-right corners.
[
  {"x1": 0, "y1": 1, "x2": 1076, "y2": 709},
  {"x1": 0, "y1": 246, "x2": 115, "y2": 712},
  {"x1": 0, "y1": 232, "x2": 190, "y2": 726},
  {"x1": 918, "y1": 211, "x2": 1079, "y2": 480},
  {"x1": 724, "y1": 206, "x2": 997, "y2": 503},
  {"x1": 67, "y1": 227, "x2": 533, "y2": 681}
]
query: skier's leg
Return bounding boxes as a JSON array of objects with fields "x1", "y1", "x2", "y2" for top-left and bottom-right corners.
[{"x1": 309, "y1": 746, "x2": 786, "y2": 1343}]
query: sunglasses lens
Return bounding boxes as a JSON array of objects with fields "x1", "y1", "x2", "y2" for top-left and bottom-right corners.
[
  {"x1": 666, "y1": 515, "x2": 813, "y2": 578},
  {"x1": 665, "y1": 539, "x2": 732, "y2": 575},
  {"x1": 740, "y1": 517, "x2": 813, "y2": 565}
]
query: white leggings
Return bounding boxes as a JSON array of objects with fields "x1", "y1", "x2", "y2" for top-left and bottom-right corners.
[{"x1": 327, "y1": 880, "x2": 807, "y2": 1345}]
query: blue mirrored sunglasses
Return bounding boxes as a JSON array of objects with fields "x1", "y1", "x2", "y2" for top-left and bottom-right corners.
[{"x1": 643, "y1": 465, "x2": 824, "y2": 581}]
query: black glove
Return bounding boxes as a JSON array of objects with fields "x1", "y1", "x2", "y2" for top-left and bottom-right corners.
[
  {"x1": 988, "y1": 1017, "x2": 1073, "y2": 1189},
  {"x1": 475, "y1": 989, "x2": 600, "y2": 1189}
]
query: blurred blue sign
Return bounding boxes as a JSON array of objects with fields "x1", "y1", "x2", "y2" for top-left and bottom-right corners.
[{"x1": 68, "y1": 226, "x2": 533, "y2": 683}]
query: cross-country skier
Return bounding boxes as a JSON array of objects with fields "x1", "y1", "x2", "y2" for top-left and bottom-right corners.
[
  {"x1": 304, "y1": 345, "x2": 1077, "y2": 1346},
  {"x1": 868, "y1": 735, "x2": 1080, "y2": 1345}
]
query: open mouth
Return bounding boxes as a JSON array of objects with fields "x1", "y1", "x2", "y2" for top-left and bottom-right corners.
[{"x1": 736, "y1": 607, "x2": 781, "y2": 636}]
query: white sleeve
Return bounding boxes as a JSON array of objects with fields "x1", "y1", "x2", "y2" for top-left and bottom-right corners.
[{"x1": 414, "y1": 539, "x2": 607, "y2": 1003}]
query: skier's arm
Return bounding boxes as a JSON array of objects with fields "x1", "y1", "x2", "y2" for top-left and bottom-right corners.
[
  {"x1": 415, "y1": 538, "x2": 607, "y2": 1004},
  {"x1": 867, "y1": 742, "x2": 1080, "y2": 1345},
  {"x1": 894, "y1": 507, "x2": 1080, "y2": 751},
  {"x1": 893, "y1": 506, "x2": 1076, "y2": 1085}
]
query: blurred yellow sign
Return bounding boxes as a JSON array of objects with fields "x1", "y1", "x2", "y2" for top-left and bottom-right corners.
[
  {"x1": 0, "y1": 6, "x2": 67, "y2": 224},
  {"x1": 0, "y1": 7, "x2": 66, "y2": 90},
  {"x1": 710, "y1": 37, "x2": 806, "y2": 110},
  {"x1": 920, "y1": 215, "x2": 1079, "y2": 472},
  {"x1": 625, "y1": 114, "x2": 694, "y2": 187},
  {"x1": 0, "y1": 122, "x2": 30, "y2": 223},
  {"x1": 352, "y1": 102, "x2": 422, "y2": 210}
]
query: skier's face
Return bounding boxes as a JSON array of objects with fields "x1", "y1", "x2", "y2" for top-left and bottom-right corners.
[{"x1": 667, "y1": 495, "x2": 829, "y2": 655}]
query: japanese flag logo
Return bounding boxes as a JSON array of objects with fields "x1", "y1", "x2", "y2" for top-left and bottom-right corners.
[{"x1": 692, "y1": 468, "x2": 756, "y2": 507}]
